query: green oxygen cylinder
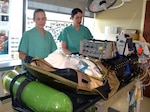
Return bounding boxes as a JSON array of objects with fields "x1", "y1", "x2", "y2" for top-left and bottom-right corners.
[{"x1": 2, "y1": 70, "x2": 73, "y2": 112}]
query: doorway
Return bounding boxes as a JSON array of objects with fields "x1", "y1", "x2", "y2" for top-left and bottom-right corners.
[{"x1": 143, "y1": 0, "x2": 150, "y2": 43}]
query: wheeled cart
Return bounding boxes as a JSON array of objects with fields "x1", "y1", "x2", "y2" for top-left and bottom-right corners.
[{"x1": 2, "y1": 63, "x2": 102, "y2": 112}]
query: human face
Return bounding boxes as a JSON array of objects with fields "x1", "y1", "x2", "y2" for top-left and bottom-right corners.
[
  {"x1": 0, "y1": 36, "x2": 6, "y2": 43},
  {"x1": 33, "y1": 11, "x2": 46, "y2": 29},
  {"x1": 71, "y1": 12, "x2": 82, "y2": 26}
]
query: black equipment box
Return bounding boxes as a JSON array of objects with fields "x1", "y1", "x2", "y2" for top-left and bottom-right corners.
[{"x1": 102, "y1": 53, "x2": 139, "y2": 88}]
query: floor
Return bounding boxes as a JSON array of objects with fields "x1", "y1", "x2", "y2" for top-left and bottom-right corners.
[
  {"x1": 95, "y1": 78, "x2": 150, "y2": 112},
  {"x1": 0, "y1": 95, "x2": 150, "y2": 112},
  {"x1": 0, "y1": 98, "x2": 15, "y2": 112},
  {"x1": 110, "y1": 96, "x2": 150, "y2": 112}
]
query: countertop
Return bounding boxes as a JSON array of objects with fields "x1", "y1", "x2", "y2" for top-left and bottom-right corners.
[{"x1": 0, "y1": 59, "x2": 22, "y2": 71}]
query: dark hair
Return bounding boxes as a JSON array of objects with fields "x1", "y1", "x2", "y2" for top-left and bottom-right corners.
[
  {"x1": 0, "y1": 33, "x2": 5, "y2": 36},
  {"x1": 71, "y1": 8, "x2": 82, "y2": 18},
  {"x1": 33, "y1": 9, "x2": 45, "y2": 19}
]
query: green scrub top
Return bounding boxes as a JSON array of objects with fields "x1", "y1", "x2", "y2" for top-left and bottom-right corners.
[
  {"x1": 58, "y1": 24, "x2": 93, "y2": 53},
  {"x1": 18, "y1": 27, "x2": 57, "y2": 58}
]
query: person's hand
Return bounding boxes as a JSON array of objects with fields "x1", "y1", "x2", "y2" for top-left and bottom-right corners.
[
  {"x1": 24, "y1": 55, "x2": 33, "y2": 63},
  {"x1": 19, "y1": 52, "x2": 26, "y2": 60}
]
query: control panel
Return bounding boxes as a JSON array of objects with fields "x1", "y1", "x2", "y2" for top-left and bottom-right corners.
[{"x1": 80, "y1": 39, "x2": 117, "y2": 59}]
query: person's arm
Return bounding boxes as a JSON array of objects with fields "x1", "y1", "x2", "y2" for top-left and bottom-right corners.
[
  {"x1": 19, "y1": 51, "x2": 33, "y2": 63},
  {"x1": 61, "y1": 41, "x2": 72, "y2": 55},
  {"x1": 19, "y1": 51, "x2": 26, "y2": 60}
]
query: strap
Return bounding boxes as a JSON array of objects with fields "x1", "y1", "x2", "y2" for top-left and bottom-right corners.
[
  {"x1": 123, "y1": 34, "x2": 129, "y2": 56},
  {"x1": 10, "y1": 73, "x2": 26, "y2": 103},
  {"x1": 90, "y1": 59, "x2": 110, "y2": 79},
  {"x1": 25, "y1": 55, "x2": 33, "y2": 63},
  {"x1": 9, "y1": 72, "x2": 34, "y2": 112},
  {"x1": 15, "y1": 78, "x2": 32, "y2": 109}
]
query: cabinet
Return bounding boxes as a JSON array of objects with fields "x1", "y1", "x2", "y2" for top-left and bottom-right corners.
[{"x1": 95, "y1": 80, "x2": 136, "y2": 112}]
